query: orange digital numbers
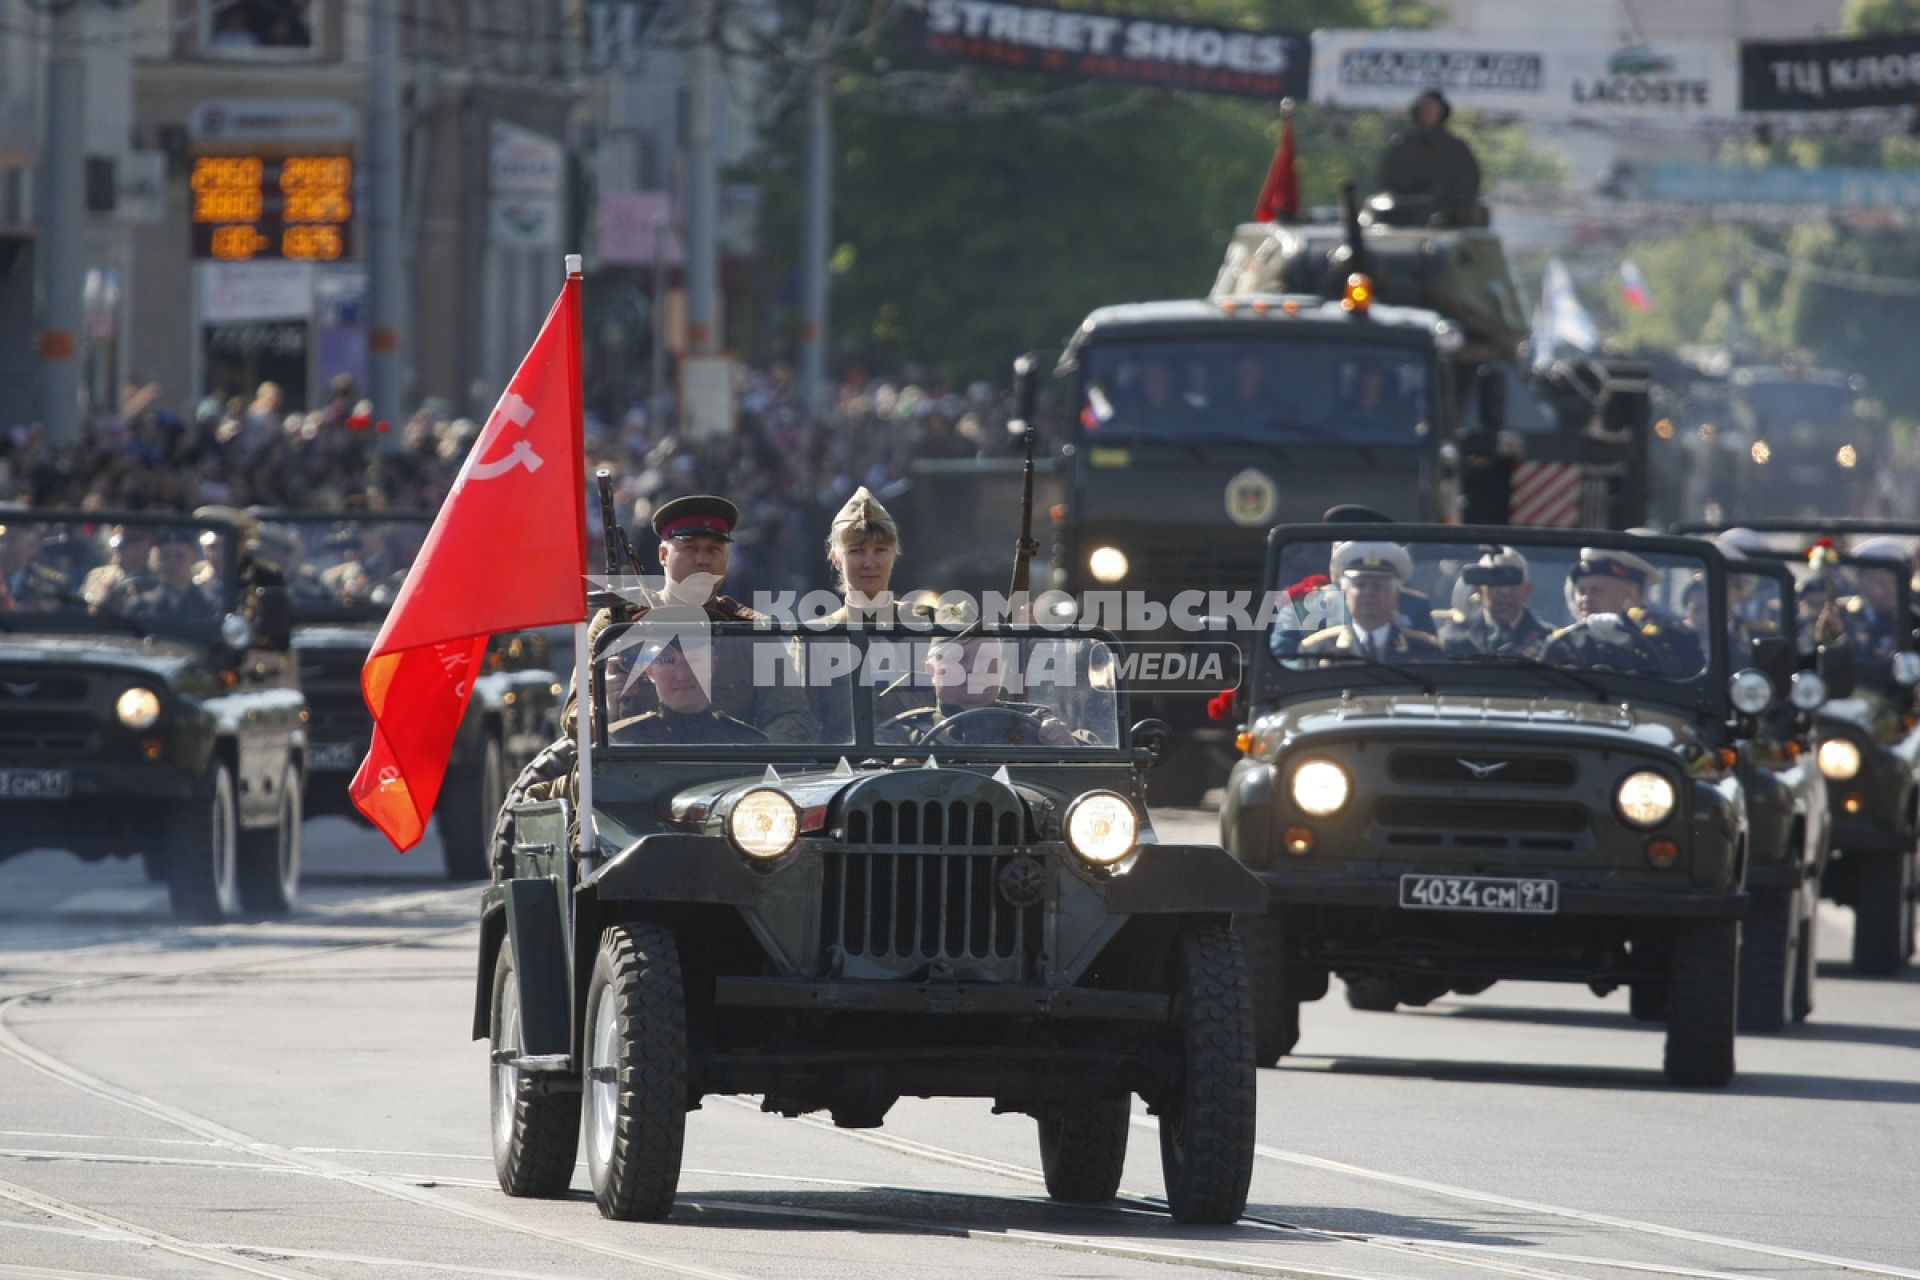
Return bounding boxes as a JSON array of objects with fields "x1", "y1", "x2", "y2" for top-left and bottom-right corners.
[{"x1": 190, "y1": 152, "x2": 353, "y2": 261}]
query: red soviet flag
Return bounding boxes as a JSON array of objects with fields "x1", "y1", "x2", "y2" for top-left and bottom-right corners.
[
  {"x1": 1252, "y1": 113, "x2": 1299, "y2": 223},
  {"x1": 350, "y1": 276, "x2": 588, "y2": 851}
]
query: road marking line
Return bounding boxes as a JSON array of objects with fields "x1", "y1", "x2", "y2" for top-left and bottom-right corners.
[{"x1": 0, "y1": 1176, "x2": 318, "y2": 1279}]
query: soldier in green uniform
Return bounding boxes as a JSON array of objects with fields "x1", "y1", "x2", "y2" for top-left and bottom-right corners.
[
  {"x1": 878, "y1": 629, "x2": 1077, "y2": 747},
  {"x1": 1378, "y1": 90, "x2": 1483, "y2": 223},
  {"x1": 0, "y1": 522, "x2": 67, "y2": 610},
  {"x1": 1299, "y1": 540, "x2": 1441, "y2": 659},
  {"x1": 814, "y1": 486, "x2": 929, "y2": 741},
  {"x1": 607, "y1": 637, "x2": 764, "y2": 745},
  {"x1": 1439, "y1": 545, "x2": 1551, "y2": 658},
  {"x1": 1541, "y1": 548, "x2": 1700, "y2": 677}
]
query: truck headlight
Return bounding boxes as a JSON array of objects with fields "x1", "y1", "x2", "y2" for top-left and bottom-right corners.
[
  {"x1": 115, "y1": 686, "x2": 161, "y2": 730},
  {"x1": 728, "y1": 789, "x2": 799, "y2": 859},
  {"x1": 1088, "y1": 546, "x2": 1129, "y2": 583},
  {"x1": 1817, "y1": 738, "x2": 1862, "y2": 781},
  {"x1": 1065, "y1": 791, "x2": 1138, "y2": 865},
  {"x1": 1615, "y1": 771, "x2": 1676, "y2": 828},
  {"x1": 1290, "y1": 759, "x2": 1350, "y2": 817}
]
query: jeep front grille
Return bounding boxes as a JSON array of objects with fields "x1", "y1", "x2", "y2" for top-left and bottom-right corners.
[
  {"x1": 822, "y1": 850, "x2": 1041, "y2": 964},
  {"x1": 1388, "y1": 750, "x2": 1578, "y2": 787},
  {"x1": 829, "y1": 797, "x2": 1035, "y2": 965},
  {"x1": 0, "y1": 711, "x2": 100, "y2": 753},
  {"x1": 1374, "y1": 797, "x2": 1588, "y2": 852},
  {"x1": 0, "y1": 672, "x2": 88, "y2": 704}
]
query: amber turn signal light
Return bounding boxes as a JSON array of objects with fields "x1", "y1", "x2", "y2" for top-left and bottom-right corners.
[
  {"x1": 1282, "y1": 825, "x2": 1315, "y2": 855},
  {"x1": 1646, "y1": 839, "x2": 1680, "y2": 869}
]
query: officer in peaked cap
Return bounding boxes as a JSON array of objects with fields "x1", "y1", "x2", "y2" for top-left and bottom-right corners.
[
  {"x1": 82, "y1": 523, "x2": 159, "y2": 608},
  {"x1": 1542, "y1": 546, "x2": 1699, "y2": 676},
  {"x1": 1300, "y1": 540, "x2": 1440, "y2": 658},
  {"x1": 1321, "y1": 504, "x2": 1393, "y2": 524},
  {"x1": 1319, "y1": 505, "x2": 1434, "y2": 632},
  {"x1": 651, "y1": 493, "x2": 739, "y2": 544},
  {"x1": 1440, "y1": 545, "x2": 1550, "y2": 658}
]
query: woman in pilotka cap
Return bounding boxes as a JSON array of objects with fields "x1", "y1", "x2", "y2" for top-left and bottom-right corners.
[{"x1": 821, "y1": 485, "x2": 913, "y2": 625}]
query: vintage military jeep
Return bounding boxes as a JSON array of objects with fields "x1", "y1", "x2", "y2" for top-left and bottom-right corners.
[
  {"x1": 1224, "y1": 524, "x2": 1757, "y2": 1087},
  {"x1": 0, "y1": 509, "x2": 306, "y2": 920},
  {"x1": 1674, "y1": 520, "x2": 1920, "y2": 976},
  {"x1": 1716, "y1": 558, "x2": 1832, "y2": 1031},
  {"x1": 255, "y1": 511, "x2": 563, "y2": 879},
  {"x1": 477, "y1": 621, "x2": 1265, "y2": 1224}
]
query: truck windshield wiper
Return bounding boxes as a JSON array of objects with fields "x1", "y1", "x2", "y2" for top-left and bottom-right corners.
[{"x1": 1459, "y1": 652, "x2": 1615, "y2": 701}]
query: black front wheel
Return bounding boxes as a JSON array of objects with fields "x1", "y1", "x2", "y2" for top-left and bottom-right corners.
[
  {"x1": 1158, "y1": 927, "x2": 1256, "y2": 1225},
  {"x1": 1851, "y1": 850, "x2": 1915, "y2": 977},
  {"x1": 1038, "y1": 1096, "x2": 1129, "y2": 1203},
  {"x1": 1237, "y1": 914, "x2": 1300, "y2": 1067},
  {"x1": 440, "y1": 735, "x2": 504, "y2": 882},
  {"x1": 237, "y1": 763, "x2": 303, "y2": 915},
  {"x1": 1664, "y1": 920, "x2": 1738, "y2": 1087},
  {"x1": 165, "y1": 762, "x2": 240, "y2": 922},
  {"x1": 1738, "y1": 889, "x2": 1798, "y2": 1033},
  {"x1": 582, "y1": 923, "x2": 688, "y2": 1221}
]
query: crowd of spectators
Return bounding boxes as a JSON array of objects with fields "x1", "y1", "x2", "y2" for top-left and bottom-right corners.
[{"x1": 0, "y1": 366, "x2": 1021, "y2": 601}]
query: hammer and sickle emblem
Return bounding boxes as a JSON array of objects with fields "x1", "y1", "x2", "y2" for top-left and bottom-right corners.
[{"x1": 457, "y1": 393, "x2": 541, "y2": 488}]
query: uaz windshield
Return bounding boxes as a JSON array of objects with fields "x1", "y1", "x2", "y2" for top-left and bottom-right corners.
[{"x1": 0, "y1": 515, "x2": 237, "y2": 635}]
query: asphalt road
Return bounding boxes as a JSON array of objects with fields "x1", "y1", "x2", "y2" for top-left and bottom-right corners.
[{"x1": 1, "y1": 810, "x2": 1917, "y2": 1280}]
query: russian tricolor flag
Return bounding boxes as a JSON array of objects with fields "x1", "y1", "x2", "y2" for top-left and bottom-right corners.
[{"x1": 1620, "y1": 260, "x2": 1653, "y2": 314}]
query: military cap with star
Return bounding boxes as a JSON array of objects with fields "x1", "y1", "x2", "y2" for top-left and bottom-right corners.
[
  {"x1": 652, "y1": 494, "x2": 739, "y2": 543},
  {"x1": 1330, "y1": 540, "x2": 1413, "y2": 582},
  {"x1": 1574, "y1": 547, "x2": 1657, "y2": 588}
]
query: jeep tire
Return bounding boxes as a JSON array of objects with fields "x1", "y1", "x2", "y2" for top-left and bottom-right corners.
[
  {"x1": 1158, "y1": 927, "x2": 1255, "y2": 1225},
  {"x1": 1738, "y1": 889, "x2": 1798, "y2": 1033},
  {"x1": 1664, "y1": 919, "x2": 1738, "y2": 1087},
  {"x1": 237, "y1": 763, "x2": 302, "y2": 915},
  {"x1": 489, "y1": 944, "x2": 580, "y2": 1197},
  {"x1": 165, "y1": 761, "x2": 240, "y2": 922},
  {"x1": 441, "y1": 734, "x2": 504, "y2": 882},
  {"x1": 1851, "y1": 849, "x2": 1915, "y2": 976},
  {"x1": 1038, "y1": 1096, "x2": 1129, "y2": 1203},
  {"x1": 583, "y1": 923, "x2": 687, "y2": 1222},
  {"x1": 1237, "y1": 914, "x2": 1300, "y2": 1066}
]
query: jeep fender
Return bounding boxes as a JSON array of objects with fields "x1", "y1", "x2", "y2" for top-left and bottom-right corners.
[{"x1": 471, "y1": 880, "x2": 570, "y2": 1055}]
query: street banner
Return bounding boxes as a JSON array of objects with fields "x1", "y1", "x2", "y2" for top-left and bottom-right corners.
[
  {"x1": 1741, "y1": 35, "x2": 1920, "y2": 112},
  {"x1": 351, "y1": 271, "x2": 589, "y2": 851},
  {"x1": 1310, "y1": 29, "x2": 1739, "y2": 127},
  {"x1": 903, "y1": 0, "x2": 1309, "y2": 100}
]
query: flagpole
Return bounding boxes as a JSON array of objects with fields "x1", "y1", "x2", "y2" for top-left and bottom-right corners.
[{"x1": 565, "y1": 252, "x2": 597, "y2": 865}]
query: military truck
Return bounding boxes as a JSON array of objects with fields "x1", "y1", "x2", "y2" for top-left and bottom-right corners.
[
  {"x1": 1224, "y1": 524, "x2": 1757, "y2": 1086},
  {"x1": 479, "y1": 621, "x2": 1265, "y2": 1223},
  {"x1": 255, "y1": 511, "x2": 563, "y2": 879},
  {"x1": 0, "y1": 509, "x2": 306, "y2": 920}
]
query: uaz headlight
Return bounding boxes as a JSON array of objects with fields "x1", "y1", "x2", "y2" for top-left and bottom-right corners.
[
  {"x1": 1615, "y1": 771, "x2": 1676, "y2": 828},
  {"x1": 1065, "y1": 791, "x2": 1138, "y2": 866},
  {"x1": 115, "y1": 686, "x2": 161, "y2": 730},
  {"x1": 1728, "y1": 669, "x2": 1773, "y2": 715},
  {"x1": 1088, "y1": 546, "x2": 1129, "y2": 584},
  {"x1": 727, "y1": 789, "x2": 799, "y2": 859},
  {"x1": 1290, "y1": 759, "x2": 1350, "y2": 817},
  {"x1": 1817, "y1": 738, "x2": 1862, "y2": 781}
]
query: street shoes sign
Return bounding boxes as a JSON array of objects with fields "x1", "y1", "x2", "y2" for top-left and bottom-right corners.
[{"x1": 905, "y1": 0, "x2": 1309, "y2": 100}]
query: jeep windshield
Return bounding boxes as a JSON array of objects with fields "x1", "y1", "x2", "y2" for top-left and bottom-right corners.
[
  {"x1": 1263, "y1": 530, "x2": 1726, "y2": 710},
  {"x1": 589, "y1": 625, "x2": 1125, "y2": 756},
  {"x1": 1079, "y1": 337, "x2": 1433, "y2": 447},
  {"x1": 1776, "y1": 553, "x2": 1912, "y2": 688},
  {"x1": 0, "y1": 513, "x2": 238, "y2": 639},
  {"x1": 257, "y1": 514, "x2": 430, "y2": 622}
]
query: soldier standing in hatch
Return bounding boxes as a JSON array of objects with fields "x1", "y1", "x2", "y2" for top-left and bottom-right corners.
[{"x1": 1378, "y1": 89, "x2": 1482, "y2": 220}]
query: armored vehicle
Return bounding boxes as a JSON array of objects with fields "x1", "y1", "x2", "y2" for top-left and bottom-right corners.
[
  {"x1": 0, "y1": 509, "x2": 306, "y2": 920},
  {"x1": 1675, "y1": 520, "x2": 1920, "y2": 974},
  {"x1": 1224, "y1": 525, "x2": 1756, "y2": 1086},
  {"x1": 257, "y1": 511, "x2": 563, "y2": 879},
  {"x1": 478, "y1": 621, "x2": 1265, "y2": 1224}
]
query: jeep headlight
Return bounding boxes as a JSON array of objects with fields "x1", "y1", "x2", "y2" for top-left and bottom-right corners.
[
  {"x1": 1066, "y1": 791, "x2": 1137, "y2": 865},
  {"x1": 115, "y1": 686, "x2": 161, "y2": 730},
  {"x1": 1290, "y1": 759, "x2": 1350, "y2": 817},
  {"x1": 1088, "y1": 546, "x2": 1129, "y2": 584},
  {"x1": 728, "y1": 789, "x2": 799, "y2": 859},
  {"x1": 1615, "y1": 771, "x2": 1676, "y2": 828},
  {"x1": 1728, "y1": 669, "x2": 1773, "y2": 715},
  {"x1": 1817, "y1": 738, "x2": 1862, "y2": 781}
]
